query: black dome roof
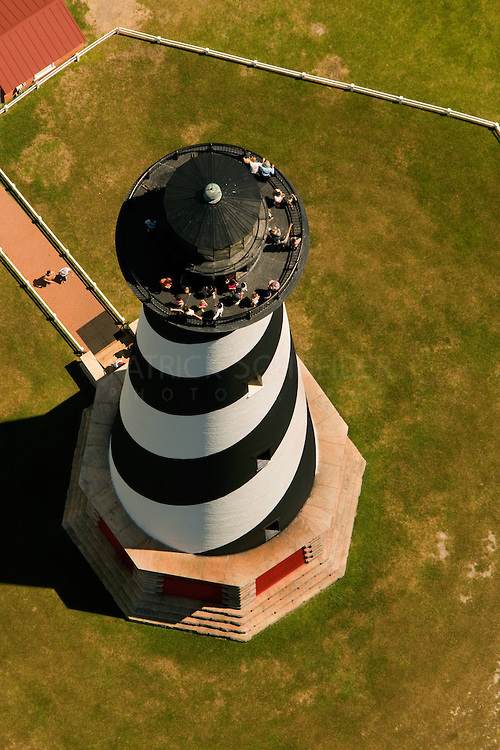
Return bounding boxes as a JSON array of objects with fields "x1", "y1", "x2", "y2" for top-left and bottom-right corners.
[{"x1": 163, "y1": 152, "x2": 261, "y2": 252}]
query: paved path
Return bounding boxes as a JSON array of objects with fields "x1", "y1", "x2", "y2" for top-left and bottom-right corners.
[{"x1": 0, "y1": 185, "x2": 118, "y2": 354}]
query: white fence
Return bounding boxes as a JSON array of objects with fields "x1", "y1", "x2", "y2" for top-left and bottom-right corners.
[
  {"x1": 117, "y1": 28, "x2": 500, "y2": 136},
  {"x1": 0, "y1": 25, "x2": 498, "y2": 138}
]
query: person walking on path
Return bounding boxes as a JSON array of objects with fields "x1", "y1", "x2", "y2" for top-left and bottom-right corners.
[
  {"x1": 55, "y1": 266, "x2": 72, "y2": 283},
  {"x1": 34, "y1": 269, "x2": 56, "y2": 287}
]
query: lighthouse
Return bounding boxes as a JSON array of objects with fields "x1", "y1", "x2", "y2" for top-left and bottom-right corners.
[{"x1": 64, "y1": 143, "x2": 365, "y2": 640}]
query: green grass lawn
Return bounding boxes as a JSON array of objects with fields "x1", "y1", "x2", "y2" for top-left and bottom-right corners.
[{"x1": 0, "y1": 2, "x2": 498, "y2": 748}]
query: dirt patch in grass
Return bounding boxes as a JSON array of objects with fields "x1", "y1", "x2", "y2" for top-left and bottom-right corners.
[
  {"x1": 466, "y1": 531, "x2": 497, "y2": 579},
  {"x1": 252, "y1": 657, "x2": 294, "y2": 683},
  {"x1": 181, "y1": 121, "x2": 218, "y2": 145},
  {"x1": 291, "y1": 687, "x2": 318, "y2": 706},
  {"x1": 313, "y1": 54, "x2": 350, "y2": 80},
  {"x1": 373, "y1": 515, "x2": 452, "y2": 594},
  {"x1": 141, "y1": 0, "x2": 207, "y2": 31},
  {"x1": 455, "y1": 528, "x2": 497, "y2": 605},
  {"x1": 310, "y1": 22, "x2": 327, "y2": 37},
  {"x1": 485, "y1": 531, "x2": 497, "y2": 554},
  {"x1": 20, "y1": 135, "x2": 75, "y2": 187},
  {"x1": 85, "y1": 0, "x2": 151, "y2": 34},
  {"x1": 435, "y1": 531, "x2": 450, "y2": 561},
  {"x1": 35, "y1": 99, "x2": 56, "y2": 131},
  {"x1": 466, "y1": 561, "x2": 494, "y2": 579},
  {"x1": 105, "y1": 41, "x2": 162, "y2": 66},
  {"x1": 145, "y1": 655, "x2": 181, "y2": 678},
  {"x1": 46, "y1": 65, "x2": 96, "y2": 127}
]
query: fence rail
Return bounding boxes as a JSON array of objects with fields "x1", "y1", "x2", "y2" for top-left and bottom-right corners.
[
  {"x1": 116, "y1": 27, "x2": 500, "y2": 136},
  {"x1": 0, "y1": 25, "x2": 498, "y2": 139},
  {"x1": 0, "y1": 247, "x2": 86, "y2": 355},
  {"x1": 0, "y1": 167, "x2": 126, "y2": 325}
]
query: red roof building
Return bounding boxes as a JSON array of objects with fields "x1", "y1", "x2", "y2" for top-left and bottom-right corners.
[{"x1": 0, "y1": 0, "x2": 84, "y2": 102}]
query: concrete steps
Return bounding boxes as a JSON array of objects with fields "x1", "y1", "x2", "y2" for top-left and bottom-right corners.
[
  {"x1": 130, "y1": 614, "x2": 249, "y2": 642},
  {"x1": 135, "y1": 556, "x2": 341, "y2": 641},
  {"x1": 236, "y1": 561, "x2": 337, "y2": 639}
]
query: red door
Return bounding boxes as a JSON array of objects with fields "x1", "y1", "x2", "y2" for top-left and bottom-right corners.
[{"x1": 255, "y1": 548, "x2": 306, "y2": 595}]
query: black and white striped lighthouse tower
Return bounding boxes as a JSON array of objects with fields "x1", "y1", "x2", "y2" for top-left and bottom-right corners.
[
  {"x1": 111, "y1": 143, "x2": 316, "y2": 555},
  {"x1": 65, "y1": 142, "x2": 365, "y2": 640}
]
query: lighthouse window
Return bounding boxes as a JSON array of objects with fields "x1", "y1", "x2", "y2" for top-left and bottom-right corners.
[
  {"x1": 247, "y1": 374, "x2": 263, "y2": 397},
  {"x1": 264, "y1": 520, "x2": 280, "y2": 541},
  {"x1": 256, "y1": 448, "x2": 272, "y2": 471}
]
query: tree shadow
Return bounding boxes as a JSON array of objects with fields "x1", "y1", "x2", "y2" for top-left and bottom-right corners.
[{"x1": 0, "y1": 392, "x2": 121, "y2": 619}]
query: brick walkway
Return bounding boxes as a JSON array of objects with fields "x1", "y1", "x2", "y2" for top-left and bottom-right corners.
[{"x1": 0, "y1": 185, "x2": 119, "y2": 354}]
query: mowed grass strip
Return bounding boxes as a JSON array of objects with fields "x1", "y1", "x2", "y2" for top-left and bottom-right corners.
[{"x1": 0, "y1": 6, "x2": 499, "y2": 749}]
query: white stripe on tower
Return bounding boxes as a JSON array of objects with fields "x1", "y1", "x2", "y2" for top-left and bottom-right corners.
[
  {"x1": 119, "y1": 307, "x2": 291, "y2": 459},
  {"x1": 136, "y1": 307, "x2": 273, "y2": 377},
  {"x1": 109, "y1": 376, "x2": 308, "y2": 553}
]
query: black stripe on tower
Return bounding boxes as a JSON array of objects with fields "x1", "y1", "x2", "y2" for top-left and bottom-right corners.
[
  {"x1": 204, "y1": 409, "x2": 316, "y2": 555},
  {"x1": 110, "y1": 346, "x2": 299, "y2": 504},
  {"x1": 128, "y1": 305, "x2": 284, "y2": 415}
]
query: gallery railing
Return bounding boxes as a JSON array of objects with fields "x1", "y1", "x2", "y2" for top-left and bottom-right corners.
[{"x1": 125, "y1": 142, "x2": 306, "y2": 328}]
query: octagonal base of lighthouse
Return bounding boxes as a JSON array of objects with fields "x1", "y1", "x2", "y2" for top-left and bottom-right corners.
[{"x1": 64, "y1": 363, "x2": 365, "y2": 642}]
